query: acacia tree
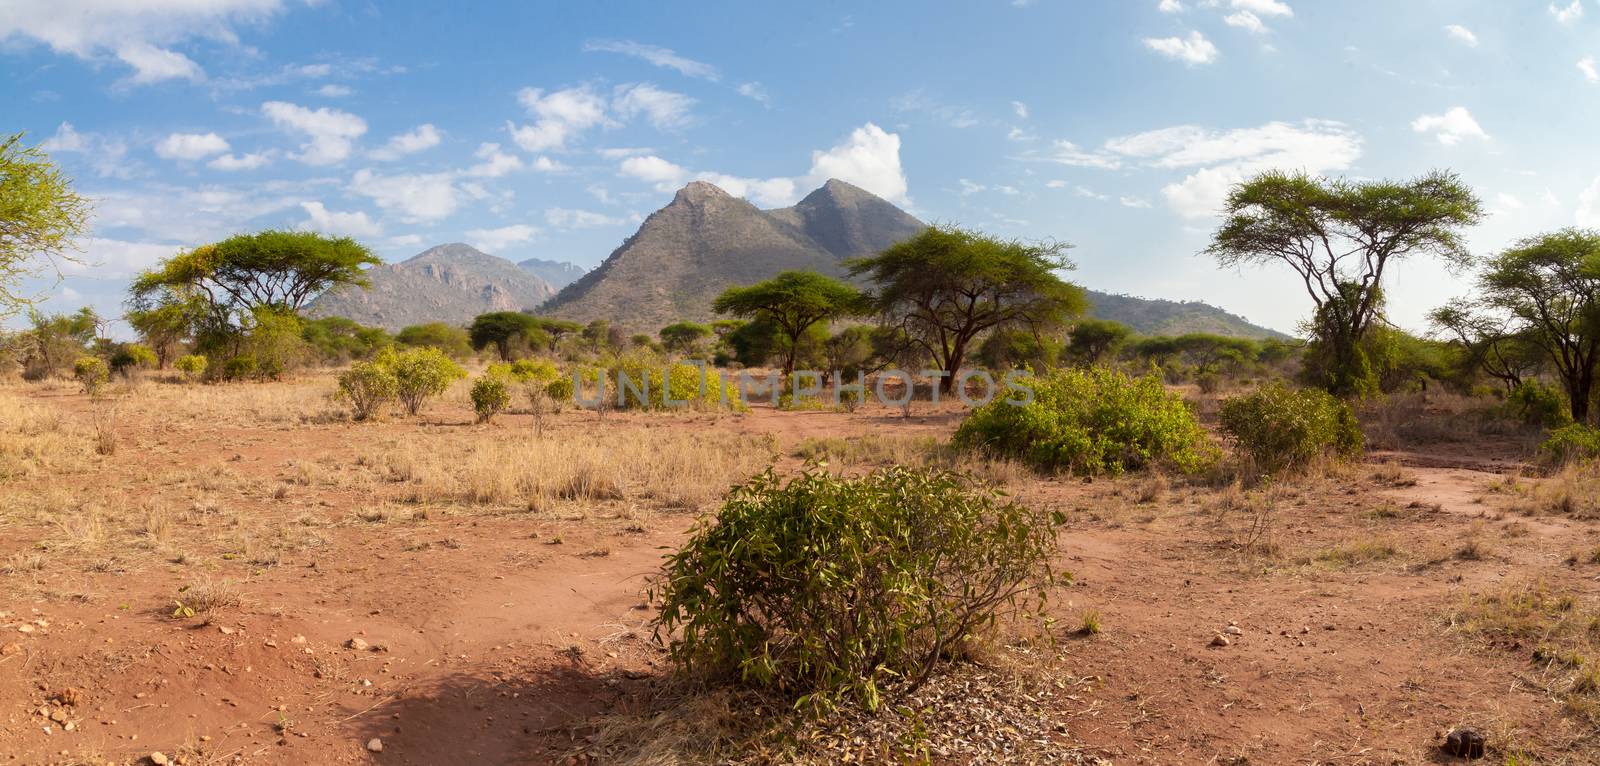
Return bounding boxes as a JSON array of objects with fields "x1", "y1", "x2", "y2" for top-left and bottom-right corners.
[
  {"x1": 713, "y1": 270, "x2": 868, "y2": 376},
  {"x1": 1470, "y1": 229, "x2": 1600, "y2": 422},
  {"x1": 468, "y1": 311, "x2": 545, "y2": 361},
  {"x1": 0, "y1": 133, "x2": 91, "y2": 317},
  {"x1": 1205, "y1": 170, "x2": 1483, "y2": 397},
  {"x1": 1062, "y1": 318, "x2": 1131, "y2": 367},
  {"x1": 1427, "y1": 298, "x2": 1544, "y2": 392},
  {"x1": 659, "y1": 321, "x2": 712, "y2": 356},
  {"x1": 849, "y1": 225, "x2": 1085, "y2": 392}
]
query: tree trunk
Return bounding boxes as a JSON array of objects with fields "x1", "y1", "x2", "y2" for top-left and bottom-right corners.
[{"x1": 941, "y1": 343, "x2": 966, "y2": 394}]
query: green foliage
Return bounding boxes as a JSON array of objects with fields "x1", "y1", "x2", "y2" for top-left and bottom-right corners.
[
  {"x1": 241, "y1": 308, "x2": 306, "y2": 380},
  {"x1": 544, "y1": 376, "x2": 574, "y2": 403},
  {"x1": 110, "y1": 343, "x2": 158, "y2": 374},
  {"x1": 713, "y1": 270, "x2": 869, "y2": 375},
  {"x1": 471, "y1": 373, "x2": 512, "y2": 423},
  {"x1": 850, "y1": 225, "x2": 1087, "y2": 391},
  {"x1": 953, "y1": 367, "x2": 1215, "y2": 476},
  {"x1": 977, "y1": 328, "x2": 1059, "y2": 372},
  {"x1": 654, "y1": 466, "x2": 1065, "y2": 713},
  {"x1": 73, "y1": 355, "x2": 108, "y2": 393},
  {"x1": 1540, "y1": 424, "x2": 1600, "y2": 464},
  {"x1": 396, "y1": 322, "x2": 473, "y2": 358},
  {"x1": 175, "y1": 354, "x2": 208, "y2": 382},
  {"x1": 336, "y1": 360, "x2": 399, "y2": 421},
  {"x1": 1062, "y1": 318, "x2": 1131, "y2": 367},
  {"x1": 608, "y1": 353, "x2": 743, "y2": 411},
  {"x1": 1218, "y1": 382, "x2": 1364, "y2": 474},
  {"x1": 300, "y1": 316, "x2": 392, "y2": 363},
  {"x1": 469, "y1": 312, "x2": 545, "y2": 361},
  {"x1": 18, "y1": 307, "x2": 98, "y2": 379},
  {"x1": 222, "y1": 355, "x2": 257, "y2": 381},
  {"x1": 1506, "y1": 380, "x2": 1571, "y2": 428},
  {"x1": 659, "y1": 321, "x2": 712, "y2": 355},
  {"x1": 0, "y1": 133, "x2": 91, "y2": 317},
  {"x1": 388, "y1": 347, "x2": 467, "y2": 416}
]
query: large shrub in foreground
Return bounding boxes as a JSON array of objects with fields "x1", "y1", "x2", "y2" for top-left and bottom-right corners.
[
  {"x1": 654, "y1": 467, "x2": 1064, "y2": 713},
  {"x1": 952, "y1": 367, "x2": 1214, "y2": 476},
  {"x1": 1540, "y1": 424, "x2": 1600, "y2": 465},
  {"x1": 1218, "y1": 382, "x2": 1363, "y2": 473},
  {"x1": 389, "y1": 347, "x2": 466, "y2": 415}
]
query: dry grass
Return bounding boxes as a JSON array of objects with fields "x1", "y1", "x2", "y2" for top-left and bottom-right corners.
[
  {"x1": 1305, "y1": 537, "x2": 1401, "y2": 568},
  {"x1": 1451, "y1": 582, "x2": 1600, "y2": 726},
  {"x1": 1359, "y1": 391, "x2": 1539, "y2": 451},
  {"x1": 0, "y1": 389, "x2": 92, "y2": 479},
  {"x1": 1511, "y1": 461, "x2": 1600, "y2": 519}
]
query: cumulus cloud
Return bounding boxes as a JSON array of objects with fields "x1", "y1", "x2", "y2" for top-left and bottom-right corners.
[
  {"x1": 1551, "y1": 0, "x2": 1584, "y2": 25},
  {"x1": 1158, "y1": 0, "x2": 1184, "y2": 12},
  {"x1": 618, "y1": 155, "x2": 689, "y2": 185},
  {"x1": 155, "y1": 131, "x2": 229, "y2": 160},
  {"x1": 1223, "y1": 11, "x2": 1267, "y2": 34},
  {"x1": 463, "y1": 142, "x2": 524, "y2": 178},
  {"x1": 1410, "y1": 106, "x2": 1488, "y2": 146},
  {"x1": 369, "y1": 124, "x2": 441, "y2": 161},
  {"x1": 71, "y1": 238, "x2": 178, "y2": 278},
  {"x1": 297, "y1": 201, "x2": 382, "y2": 238},
  {"x1": 466, "y1": 224, "x2": 538, "y2": 253},
  {"x1": 262, "y1": 101, "x2": 367, "y2": 165},
  {"x1": 581, "y1": 39, "x2": 719, "y2": 80},
  {"x1": 806, "y1": 123, "x2": 909, "y2": 204},
  {"x1": 207, "y1": 152, "x2": 270, "y2": 171},
  {"x1": 1445, "y1": 25, "x2": 1478, "y2": 47},
  {"x1": 39, "y1": 122, "x2": 132, "y2": 178},
  {"x1": 545, "y1": 207, "x2": 627, "y2": 229},
  {"x1": 612, "y1": 83, "x2": 695, "y2": 130},
  {"x1": 1143, "y1": 31, "x2": 1219, "y2": 65},
  {"x1": 316, "y1": 83, "x2": 352, "y2": 97},
  {"x1": 507, "y1": 85, "x2": 613, "y2": 152},
  {"x1": 1011, "y1": 101, "x2": 1029, "y2": 119},
  {"x1": 0, "y1": 0, "x2": 285, "y2": 84},
  {"x1": 1231, "y1": 0, "x2": 1291, "y2": 16},
  {"x1": 1580, "y1": 56, "x2": 1599, "y2": 84},
  {"x1": 349, "y1": 169, "x2": 461, "y2": 222}
]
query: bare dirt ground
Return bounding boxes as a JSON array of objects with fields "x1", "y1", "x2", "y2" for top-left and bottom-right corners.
[{"x1": 2, "y1": 376, "x2": 1596, "y2": 765}]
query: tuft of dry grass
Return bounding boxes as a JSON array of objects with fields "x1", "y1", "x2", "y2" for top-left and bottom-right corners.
[
  {"x1": 1511, "y1": 460, "x2": 1600, "y2": 519},
  {"x1": 1306, "y1": 538, "x2": 1401, "y2": 569},
  {"x1": 1451, "y1": 582, "x2": 1600, "y2": 726},
  {"x1": 178, "y1": 579, "x2": 242, "y2": 615}
]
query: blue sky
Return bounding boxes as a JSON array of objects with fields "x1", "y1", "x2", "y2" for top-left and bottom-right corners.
[{"x1": 6, "y1": 0, "x2": 1600, "y2": 335}]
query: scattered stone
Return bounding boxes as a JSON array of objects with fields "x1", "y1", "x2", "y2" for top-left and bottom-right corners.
[
  {"x1": 149, "y1": 753, "x2": 169, "y2": 766},
  {"x1": 1210, "y1": 635, "x2": 1231, "y2": 647},
  {"x1": 346, "y1": 638, "x2": 369, "y2": 651},
  {"x1": 218, "y1": 626, "x2": 235, "y2": 635},
  {"x1": 1442, "y1": 727, "x2": 1486, "y2": 759},
  {"x1": 54, "y1": 688, "x2": 82, "y2": 707},
  {"x1": 366, "y1": 738, "x2": 384, "y2": 753},
  {"x1": 1224, "y1": 625, "x2": 1243, "y2": 636},
  {"x1": 1, "y1": 642, "x2": 21, "y2": 656},
  {"x1": 290, "y1": 635, "x2": 307, "y2": 645}
]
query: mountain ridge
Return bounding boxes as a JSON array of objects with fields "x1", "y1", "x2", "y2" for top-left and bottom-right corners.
[{"x1": 305, "y1": 243, "x2": 555, "y2": 331}]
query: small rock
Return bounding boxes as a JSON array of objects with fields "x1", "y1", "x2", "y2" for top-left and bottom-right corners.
[
  {"x1": 366, "y1": 737, "x2": 383, "y2": 752},
  {"x1": 218, "y1": 626, "x2": 235, "y2": 635},
  {"x1": 1442, "y1": 727, "x2": 1486, "y2": 759},
  {"x1": 1, "y1": 642, "x2": 21, "y2": 656},
  {"x1": 149, "y1": 753, "x2": 169, "y2": 766},
  {"x1": 290, "y1": 635, "x2": 307, "y2": 645},
  {"x1": 1210, "y1": 634, "x2": 1231, "y2": 647},
  {"x1": 1224, "y1": 625, "x2": 1243, "y2": 636},
  {"x1": 346, "y1": 638, "x2": 369, "y2": 651}
]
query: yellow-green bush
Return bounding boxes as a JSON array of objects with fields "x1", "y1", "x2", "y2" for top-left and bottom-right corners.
[
  {"x1": 1218, "y1": 382, "x2": 1363, "y2": 473},
  {"x1": 73, "y1": 356, "x2": 109, "y2": 394}
]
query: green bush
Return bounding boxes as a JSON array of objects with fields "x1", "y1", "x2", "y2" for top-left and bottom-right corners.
[
  {"x1": 1540, "y1": 424, "x2": 1600, "y2": 465},
  {"x1": 336, "y1": 361, "x2": 398, "y2": 421},
  {"x1": 1506, "y1": 380, "x2": 1570, "y2": 428},
  {"x1": 73, "y1": 356, "x2": 109, "y2": 394},
  {"x1": 544, "y1": 376, "x2": 574, "y2": 404},
  {"x1": 388, "y1": 347, "x2": 466, "y2": 416},
  {"x1": 221, "y1": 355, "x2": 257, "y2": 381},
  {"x1": 1218, "y1": 382, "x2": 1363, "y2": 473},
  {"x1": 609, "y1": 354, "x2": 743, "y2": 411},
  {"x1": 952, "y1": 367, "x2": 1215, "y2": 476},
  {"x1": 471, "y1": 373, "x2": 511, "y2": 423},
  {"x1": 654, "y1": 467, "x2": 1064, "y2": 713},
  {"x1": 110, "y1": 344, "x2": 158, "y2": 375},
  {"x1": 175, "y1": 354, "x2": 208, "y2": 382}
]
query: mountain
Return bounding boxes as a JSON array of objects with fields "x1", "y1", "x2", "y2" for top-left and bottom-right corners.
[
  {"x1": 541, "y1": 181, "x2": 850, "y2": 329},
  {"x1": 305, "y1": 243, "x2": 555, "y2": 331},
  {"x1": 518, "y1": 257, "x2": 587, "y2": 291},
  {"x1": 764, "y1": 178, "x2": 925, "y2": 261},
  {"x1": 1084, "y1": 289, "x2": 1288, "y2": 340}
]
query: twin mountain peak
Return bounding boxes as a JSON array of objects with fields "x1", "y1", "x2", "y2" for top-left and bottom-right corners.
[{"x1": 306, "y1": 178, "x2": 1282, "y2": 339}]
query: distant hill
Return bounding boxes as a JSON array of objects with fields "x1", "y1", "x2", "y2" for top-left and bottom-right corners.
[
  {"x1": 1084, "y1": 289, "x2": 1288, "y2": 340},
  {"x1": 517, "y1": 257, "x2": 587, "y2": 291},
  {"x1": 305, "y1": 243, "x2": 555, "y2": 331}
]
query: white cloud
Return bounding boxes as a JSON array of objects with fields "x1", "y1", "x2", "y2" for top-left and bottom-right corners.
[
  {"x1": 155, "y1": 131, "x2": 229, "y2": 160},
  {"x1": 207, "y1": 152, "x2": 270, "y2": 171},
  {"x1": 1011, "y1": 101, "x2": 1029, "y2": 119},
  {"x1": 1035, "y1": 140, "x2": 1122, "y2": 169},
  {"x1": 116, "y1": 41, "x2": 204, "y2": 84},
  {"x1": 297, "y1": 201, "x2": 382, "y2": 238},
  {"x1": 1074, "y1": 186, "x2": 1108, "y2": 201},
  {"x1": 39, "y1": 121, "x2": 132, "y2": 178},
  {"x1": 262, "y1": 101, "x2": 366, "y2": 165},
  {"x1": 464, "y1": 142, "x2": 524, "y2": 178},
  {"x1": 1223, "y1": 11, "x2": 1266, "y2": 34},
  {"x1": 0, "y1": 0, "x2": 286, "y2": 85},
  {"x1": 316, "y1": 83, "x2": 352, "y2": 97},
  {"x1": 1578, "y1": 178, "x2": 1600, "y2": 227},
  {"x1": 1158, "y1": 0, "x2": 1184, "y2": 12},
  {"x1": 695, "y1": 174, "x2": 800, "y2": 207},
  {"x1": 1410, "y1": 106, "x2": 1488, "y2": 146},
  {"x1": 386, "y1": 234, "x2": 424, "y2": 249},
  {"x1": 597, "y1": 146, "x2": 654, "y2": 160},
  {"x1": 1494, "y1": 192, "x2": 1525, "y2": 212},
  {"x1": 1580, "y1": 56, "x2": 1599, "y2": 84},
  {"x1": 1044, "y1": 180, "x2": 1068, "y2": 189},
  {"x1": 508, "y1": 85, "x2": 612, "y2": 152},
  {"x1": 580, "y1": 39, "x2": 719, "y2": 80},
  {"x1": 959, "y1": 179, "x2": 987, "y2": 196},
  {"x1": 1551, "y1": 0, "x2": 1584, "y2": 25},
  {"x1": 1120, "y1": 196, "x2": 1153, "y2": 208},
  {"x1": 806, "y1": 123, "x2": 909, "y2": 204},
  {"x1": 738, "y1": 81, "x2": 771, "y2": 106},
  {"x1": 1007, "y1": 127, "x2": 1036, "y2": 142},
  {"x1": 369, "y1": 124, "x2": 441, "y2": 161},
  {"x1": 73, "y1": 238, "x2": 178, "y2": 278},
  {"x1": 530, "y1": 156, "x2": 566, "y2": 172},
  {"x1": 1143, "y1": 31, "x2": 1219, "y2": 66},
  {"x1": 348, "y1": 169, "x2": 461, "y2": 223},
  {"x1": 619, "y1": 155, "x2": 689, "y2": 185},
  {"x1": 1231, "y1": 0, "x2": 1291, "y2": 17},
  {"x1": 87, "y1": 182, "x2": 306, "y2": 244},
  {"x1": 465, "y1": 224, "x2": 538, "y2": 253},
  {"x1": 1444, "y1": 25, "x2": 1478, "y2": 47},
  {"x1": 545, "y1": 207, "x2": 626, "y2": 228},
  {"x1": 612, "y1": 83, "x2": 695, "y2": 130}
]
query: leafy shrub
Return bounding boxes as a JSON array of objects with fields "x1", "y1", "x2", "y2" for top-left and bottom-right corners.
[
  {"x1": 222, "y1": 355, "x2": 257, "y2": 381},
  {"x1": 654, "y1": 467, "x2": 1064, "y2": 713},
  {"x1": 952, "y1": 367, "x2": 1215, "y2": 476},
  {"x1": 1506, "y1": 380, "x2": 1570, "y2": 428},
  {"x1": 175, "y1": 354, "x2": 208, "y2": 382},
  {"x1": 1540, "y1": 424, "x2": 1600, "y2": 465},
  {"x1": 396, "y1": 322, "x2": 473, "y2": 358},
  {"x1": 609, "y1": 354, "x2": 743, "y2": 411},
  {"x1": 73, "y1": 356, "x2": 109, "y2": 394},
  {"x1": 110, "y1": 344, "x2": 158, "y2": 375},
  {"x1": 470, "y1": 373, "x2": 511, "y2": 423},
  {"x1": 1195, "y1": 370, "x2": 1221, "y2": 395},
  {"x1": 388, "y1": 347, "x2": 466, "y2": 415},
  {"x1": 336, "y1": 361, "x2": 398, "y2": 421},
  {"x1": 1218, "y1": 382, "x2": 1363, "y2": 473},
  {"x1": 544, "y1": 376, "x2": 574, "y2": 404}
]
